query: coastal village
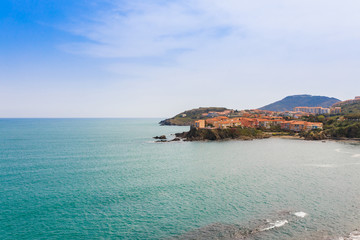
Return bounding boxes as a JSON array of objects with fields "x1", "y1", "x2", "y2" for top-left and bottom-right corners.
[
  {"x1": 158, "y1": 96, "x2": 360, "y2": 141},
  {"x1": 193, "y1": 112, "x2": 324, "y2": 132},
  {"x1": 192, "y1": 100, "x2": 354, "y2": 132}
]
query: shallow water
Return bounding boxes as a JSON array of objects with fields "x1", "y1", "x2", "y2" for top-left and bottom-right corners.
[{"x1": 1, "y1": 119, "x2": 360, "y2": 239}]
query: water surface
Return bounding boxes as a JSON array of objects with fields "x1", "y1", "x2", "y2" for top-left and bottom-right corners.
[{"x1": 1, "y1": 119, "x2": 360, "y2": 239}]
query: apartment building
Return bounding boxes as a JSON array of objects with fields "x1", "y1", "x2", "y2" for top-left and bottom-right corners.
[{"x1": 294, "y1": 107, "x2": 330, "y2": 114}]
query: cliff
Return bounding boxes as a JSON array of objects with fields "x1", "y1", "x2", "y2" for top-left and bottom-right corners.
[{"x1": 176, "y1": 127, "x2": 267, "y2": 141}]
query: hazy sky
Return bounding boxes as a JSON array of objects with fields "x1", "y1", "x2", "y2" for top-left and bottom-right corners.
[{"x1": 1, "y1": 0, "x2": 360, "y2": 117}]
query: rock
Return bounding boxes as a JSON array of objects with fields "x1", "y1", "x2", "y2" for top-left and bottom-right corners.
[
  {"x1": 153, "y1": 135, "x2": 167, "y2": 140},
  {"x1": 171, "y1": 137, "x2": 181, "y2": 141}
]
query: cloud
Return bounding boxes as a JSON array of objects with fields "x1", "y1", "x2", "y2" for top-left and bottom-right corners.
[
  {"x1": 63, "y1": 0, "x2": 238, "y2": 59},
  {"x1": 63, "y1": 0, "x2": 360, "y2": 61},
  {"x1": 58, "y1": 0, "x2": 360, "y2": 115}
]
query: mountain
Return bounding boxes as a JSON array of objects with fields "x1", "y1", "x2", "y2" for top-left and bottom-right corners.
[{"x1": 259, "y1": 95, "x2": 341, "y2": 112}]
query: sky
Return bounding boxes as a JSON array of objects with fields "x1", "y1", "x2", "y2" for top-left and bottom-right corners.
[{"x1": 1, "y1": 0, "x2": 360, "y2": 118}]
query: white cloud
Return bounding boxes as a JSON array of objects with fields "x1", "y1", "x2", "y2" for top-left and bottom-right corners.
[
  {"x1": 57, "y1": 0, "x2": 360, "y2": 116},
  {"x1": 65, "y1": 0, "x2": 360, "y2": 59}
]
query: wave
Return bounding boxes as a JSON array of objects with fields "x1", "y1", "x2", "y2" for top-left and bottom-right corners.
[
  {"x1": 171, "y1": 210, "x2": 309, "y2": 239},
  {"x1": 293, "y1": 211, "x2": 308, "y2": 218},
  {"x1": 304, "y1": 164, "x2": 338, "y2": 168},
  {"x1": 339, "y1": 230, "x2": 360, "y2": 240},
  {"x1": 260, "y1": 220, "x2": 288, "y2": 231}
]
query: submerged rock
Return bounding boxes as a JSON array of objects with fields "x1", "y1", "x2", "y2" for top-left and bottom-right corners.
[
  {"x1": 170, "y1": 223, "x2": 248, "y2": 240},
  {"x1": 153, "y1": 135, "x2": 167, "y2": 140}
]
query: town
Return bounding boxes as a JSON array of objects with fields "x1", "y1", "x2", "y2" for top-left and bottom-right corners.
[{"x1": 193, "y1": 105, "x2": 344, "y2": 132}]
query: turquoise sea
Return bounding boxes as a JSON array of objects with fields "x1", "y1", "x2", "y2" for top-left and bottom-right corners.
[{"x1": 1, "y1": 119, "x2": 360, "y2": 239}]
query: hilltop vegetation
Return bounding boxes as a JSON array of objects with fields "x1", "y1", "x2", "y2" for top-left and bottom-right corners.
[
  {"x1": 260, "y1": 95, "x2": 340, "y2": 112},
  {"x1": 301, "y1": 112, "x2": 360, "y2": 139},
  {"x1": 340, "y1": 102, "x2": 360, "y2": 114},
  {"x1": 159, "y1": 107, "x2": 232, "y2": 126}
]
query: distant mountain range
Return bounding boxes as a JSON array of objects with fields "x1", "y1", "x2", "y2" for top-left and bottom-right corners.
[{"x1": 259, "y1": 95, "x2": 341, "y2": 112}]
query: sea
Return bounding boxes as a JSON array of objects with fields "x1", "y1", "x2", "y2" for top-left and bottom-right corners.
[{"x1": 1, "y1": 118, "x2": 360, "y2": 240}]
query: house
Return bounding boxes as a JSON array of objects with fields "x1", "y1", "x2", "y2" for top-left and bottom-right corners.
[
  {"x1": 206, "y1": 116, "x2": 228, "y2": 126},
  {"x1": 240, "y1": 118, "x2": 257, "y2": 128},
  {"x1": 281, "y1": 121, "x2": 323, "y2": 132},
  {"x1": 289, "y1": 121, "x2": 307, "y2": 132},
  {"x1": 213, "y1": 118, "x2": 242, "y2": 129},
  {"x1": 194, "y1": 120, "x2": 205, "y2": 129},
  {"x1": 258, "y1": 119, "x2": 272, "y2": 129},
  {"x1": 305, "y1": 122, "x2": 323, "y2": 131}
]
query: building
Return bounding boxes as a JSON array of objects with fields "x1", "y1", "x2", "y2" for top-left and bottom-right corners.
[
  {"x1": 330, "y1": 107, "x2": 342, "y2": 114},
  {"x1": 198, "y1": 115, "x2": 322, "y2": 132},
  {"x1": 213, "y1": 118, "x2": 242, "y2": 129},
  {"x1": 206, "y1": 116, "x2": 228, "y2": 126},
  {"x1": 257, "y1": 119, "x2": 273, "y2": 129},
  {"x1": 305, "y1": 122, "x2": 323, "y2": 131},
  {"x1": 240, "y1": 118, "x2": 258, "y2": 128},
  {"x1": 194, "y1": 120, "x2": 205, "y2": 129},
  {"x1": 294, "y1": 107, "x2": 330, "y2": 115},
  {"x1": 281, "y1": 121, "x2": 323, "y2": 132}
]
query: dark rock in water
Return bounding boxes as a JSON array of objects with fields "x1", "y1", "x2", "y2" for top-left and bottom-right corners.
[
  {"x1": 171, "y1": 137, "x2": 181, "y2": 141},
  {"x1": 341, "y1": 230, "x2": 360, "y2": 240},
  {"x1": 170, "y1": 223, "x2": 249, "y2": 240},
  {"x1": 155, "y1": 139, "x2": 167, "y2": 143},
  {"x1": 175, "y1": 132, "x2": 187, "y2": 138},
  {"x1": 153, "y1": 135, "x2": 167, "y2": 140}
]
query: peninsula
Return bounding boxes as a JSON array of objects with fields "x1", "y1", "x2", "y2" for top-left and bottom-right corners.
[{"x1": 158, "y1": 95, "x2": 360, "y2": 141}]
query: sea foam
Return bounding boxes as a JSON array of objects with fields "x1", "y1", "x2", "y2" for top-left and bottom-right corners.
[
  {"x1": 304, "y1": 164, "x2": 338, "y2": 168},
  {"x1": 340, "y1": 231, "x2": 360, "y2": 240},
  {"x1": 261, "y1": 220, "x2": 288, "y2": 231},
  {"x1": 293, "y1": 211, "x2": 308, "y2": 218}
]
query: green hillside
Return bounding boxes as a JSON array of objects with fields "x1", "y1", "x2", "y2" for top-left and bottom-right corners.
[
  {"x1": 301, "y1": 101, "x2": 360, "y2": 139},
  {"x1": 340, "y1": 102, "x2": 360, "y2": 114},
  {"x1": 159, "y1": 107, "x2": 232, "y2": 126}
]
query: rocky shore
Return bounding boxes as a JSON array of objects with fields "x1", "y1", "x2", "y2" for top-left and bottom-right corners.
[
  {"x1": 173, "y1": 127, "x2": 268, "y2": 141},
  {"x1": 154, "y1": 128, "x2": 360, "y2": 143}
]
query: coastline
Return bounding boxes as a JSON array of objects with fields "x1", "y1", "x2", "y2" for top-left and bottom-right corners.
[
  {"x1": 268, "y1": 135, "x2": 303, "y2": 140},
  {"x1": 156, "y1": 129, "x2": 360, "y2": 143}
]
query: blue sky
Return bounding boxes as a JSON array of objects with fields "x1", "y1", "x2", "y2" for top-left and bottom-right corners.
[{"x1": 1, "y1": 0, "x2": 360, "y2": 117}]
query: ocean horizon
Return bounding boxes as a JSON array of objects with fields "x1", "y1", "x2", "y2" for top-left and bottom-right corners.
[{"x1": 1, "y1": 118, "x2": 360, "y2": 239}]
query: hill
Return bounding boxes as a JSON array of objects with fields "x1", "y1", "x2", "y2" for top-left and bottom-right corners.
[
  {"x1": 340, "y1": 102, "x2": 360, "y2": 115},
  {"x1": 259, "y1": 95, "x2": 340, "y2": 112},
  {"x1": 159, "y1": 107, "x2": 233, "y2": 126}
]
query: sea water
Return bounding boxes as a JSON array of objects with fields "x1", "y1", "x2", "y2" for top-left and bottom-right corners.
[{"x1": 1, "y1": 118, "x2": 360, "y2": 239}]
